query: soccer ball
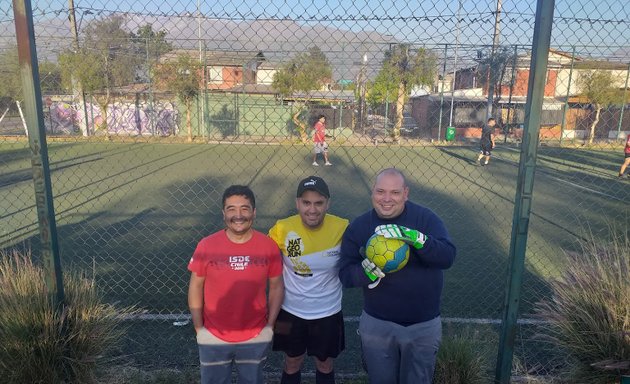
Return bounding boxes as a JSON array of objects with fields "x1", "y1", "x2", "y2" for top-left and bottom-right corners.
[{"x1": 365, "y1": 233, "x2": 410, "y2": 273}]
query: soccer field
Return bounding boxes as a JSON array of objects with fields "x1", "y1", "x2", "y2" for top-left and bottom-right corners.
[{"x1": 1, "y1": 140, "x2": 628, "y2": 380}]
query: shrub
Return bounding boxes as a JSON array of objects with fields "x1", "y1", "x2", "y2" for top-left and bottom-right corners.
[
  {"x1": 434, "y1": 333, "x2": 487, "y2": 384},
  {"x1": 534, "y1": 227, "x2": 629, "y2": 384},
  {"x1": 0, "y1": 249, "x2": 138, "y2": 383}
]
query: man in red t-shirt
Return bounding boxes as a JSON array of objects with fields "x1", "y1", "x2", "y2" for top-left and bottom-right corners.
[
  {"x1": 618, "y1": 133, "x2": 630, "y2": 178},
  {"x1": 312, "y1": 115, "x2": 332, "y2": 166},
  {"x1": 188, "y1": 185, "x2": 284, "y2": 384}
]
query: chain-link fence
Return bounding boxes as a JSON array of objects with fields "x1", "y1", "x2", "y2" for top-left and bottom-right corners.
[{"x1": 1, "y1": 0, "x2": 629, "y2": 382}]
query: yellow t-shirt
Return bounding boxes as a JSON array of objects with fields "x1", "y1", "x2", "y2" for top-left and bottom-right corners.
[{"x1": 268, "y1": 214, "x2": 349, "y2": 319}]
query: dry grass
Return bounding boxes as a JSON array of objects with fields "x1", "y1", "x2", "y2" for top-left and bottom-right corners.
[
  {"x1": 534, "y1": 226, "x2": 630, "y2": 384},
  {"x1": 0, "y1": 249, "x2": 138, "y2": 383}
]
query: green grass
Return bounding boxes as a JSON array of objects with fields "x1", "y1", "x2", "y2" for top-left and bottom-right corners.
[
  {"x1": 1, "y1": 140, "x2": 628, "y2": 378},
  {"x1": 434, "y1": 332, "x2": 489, "y2": 384}
]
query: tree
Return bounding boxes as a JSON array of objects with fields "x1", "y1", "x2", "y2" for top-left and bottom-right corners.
[
  {"x1": 1, "y1": 47, "x2": 65, "y2": 100},
  {"x1": 59, "y1": 15, "x2": 139, "y2": 137},
  {"x1": 367, "y1": 71, "x2": 398, "y2": 108},
  {"x1": 378, "y1": 44, "x2": 437, "y2": 142},
  {"x1": 130, "y1": 24, "x2": 173, "y2": 83},
  {"x1": 272, "y1": 46, "x2": 332, "y2": 97},
  {"x1": 578, "y1": 70, "x2": 626, "y2": 145},
  {"x1": 0, "y1": 45, "x2": 21, "y2": 107},
  {"x1": 272, "y1": 46, "x2": 332, "y2": 141},
  {"x1": 476, "y1": 46, "x2": 515, "y2": 114},
  {"x1": 38, "y1": 61, "x2": 63, "y2": 95},
  {"x1": 153, "y1": 54, "x2": 201, "y2": 142}
]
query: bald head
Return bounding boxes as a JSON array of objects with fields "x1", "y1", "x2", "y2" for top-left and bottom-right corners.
[
  {"x1": 374, "y1": 168, "x2": 407, "y2": 188},
  {"x1": 371, "y1": 168, "x2": 409, "y2": 219}
]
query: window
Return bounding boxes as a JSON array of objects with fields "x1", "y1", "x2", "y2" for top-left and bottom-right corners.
[{"x1": 208, "y1": 66, "x2": 222, "y2": 84}]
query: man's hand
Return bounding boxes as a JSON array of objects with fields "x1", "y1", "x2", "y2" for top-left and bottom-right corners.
[
  {"x1": 361, "y1": 258, "x2": 384, "y2": 289},
  {"x1": 360, "y1": 247, "x2": 384, "y2": 288},
  {"x1": 375, "y1": 224, "x2": 427, "y2": 250}
]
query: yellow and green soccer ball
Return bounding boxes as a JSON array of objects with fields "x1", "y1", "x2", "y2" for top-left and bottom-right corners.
[{"x1": 365, "y1": 233, "x2": 410, "y2": 273}]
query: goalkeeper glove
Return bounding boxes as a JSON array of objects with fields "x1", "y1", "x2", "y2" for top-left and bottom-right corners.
[
  {"x1": 375, "y1": 224, "x2": 427, "y2": 250},
  {"x1": 361, "y1": 258, "x2": 384, "y2": 289},
  {"x1": 359, "y1": 247, "x2": 384, "y2": 288},
  {"x1": 361, "y1": 258, "x2": 384, "y2": 281}
]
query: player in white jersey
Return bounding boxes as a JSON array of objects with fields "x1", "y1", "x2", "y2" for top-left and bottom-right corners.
[{"x1": 268, "y1": 176, "x2": 349, "y2": 384}]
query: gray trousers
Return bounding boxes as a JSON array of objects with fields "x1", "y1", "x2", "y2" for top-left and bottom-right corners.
[
  {"x1": 359, "y1": 311, "x2": 442, "y2": 384},
  {"x1": 196, "y1": 326, "x2": 273, "y2": 384}
]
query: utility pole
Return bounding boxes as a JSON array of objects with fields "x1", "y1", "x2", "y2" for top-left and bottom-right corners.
[
  {"x1": 68, "y1": 0, "x2": 89, "y2": 136},
  {"x1": 486, "y1": 0, "x2": 502, "y2": 120}
]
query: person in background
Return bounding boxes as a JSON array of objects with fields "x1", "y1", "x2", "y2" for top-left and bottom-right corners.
[
  {"x1": 617, "y1": 133, "x2": 630, "y2": 178},
  {"x1": 188, "y1": 185, "x2": 284, "y2": 384},
  {"x1": 269, "y1": 176, "x2": 348, "y2": 384},
  {"x1": 476, "y1": 117, "x2": 496, "y2": 166},
  {"x1": 338, "y1": 168, "x2": 456, "y2": 384},
  {"x1": 312, "y1": 115, "x2": 332, "y2": 166}
]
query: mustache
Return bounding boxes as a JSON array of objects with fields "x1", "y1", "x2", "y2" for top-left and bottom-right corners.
[{"x1": 229, "y1": 216, "x2": 251, "y2": 222}]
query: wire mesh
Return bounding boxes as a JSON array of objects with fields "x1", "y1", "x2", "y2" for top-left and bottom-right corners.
[{"x1": 1, "y1": 0, "x2": 629, "y2": 382}]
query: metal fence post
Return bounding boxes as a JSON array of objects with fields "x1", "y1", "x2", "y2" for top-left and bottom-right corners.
[
  {"x1": 12, "y1": 0, "x2": 64, "y2": 307},
  {"x1": 617, "y1": 63, "x2": 630, "y2": 137},
  {"x1": 560, "y1": 46, "x2": 576, "y2": 146},
  {"x1": 495, "y1": 0, "x2": 555, "y2": 382},
  {"x1": 438, "y1": 43, "x2": 447, "y2": 141}
]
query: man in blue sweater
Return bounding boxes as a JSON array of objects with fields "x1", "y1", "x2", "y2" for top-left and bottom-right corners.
[{"x1": 338, "y1": 168, "x2": 456, "y2": 384}]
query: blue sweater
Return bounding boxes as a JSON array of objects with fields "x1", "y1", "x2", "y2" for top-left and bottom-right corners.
[{"x1": 338, "y1": 201, "x2": 456, "y2": 325}]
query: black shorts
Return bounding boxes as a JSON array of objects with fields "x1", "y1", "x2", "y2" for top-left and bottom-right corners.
[
  {"x1": 272, "y1": 309, "x2": 345, "y2": 361},
  {"x1": 480, "y1": 143, "x2": 492, "y2": 156}
]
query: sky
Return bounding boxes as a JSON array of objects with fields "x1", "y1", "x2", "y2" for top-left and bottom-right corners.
[
  {"x1": 2, "y1": 0, "x2": 627, "y2": 49},
  {"x1": 0, "y1": 0, "x2": 628, "y2": 76}
]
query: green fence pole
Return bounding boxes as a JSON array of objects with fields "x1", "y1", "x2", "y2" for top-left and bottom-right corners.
[
  {"x1": 438, "y1": 44, "x2": 447, "y2": 141},
  {"x1": 12, "y1": 0, "x2": 65, "y2": 307},
  {"x1": 560, "y1": 46, "x2": 575, "y2": 146},
  {"x1": 338, "y1": 100, "x2": 343, "y2": 139},
  {"x1": 494, "y1": 0, "x2": 555, "y2": 382}
]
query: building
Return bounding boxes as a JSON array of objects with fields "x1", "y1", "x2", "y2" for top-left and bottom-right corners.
[
  {"x1": 158, "y1": 49, "x2": 276, "y2": 91},
  {"x1": 412, "y1": 49, "x2": 630, "y2": 140}
]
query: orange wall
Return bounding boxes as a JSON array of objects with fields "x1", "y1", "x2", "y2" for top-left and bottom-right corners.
[{"x1": 499, "y1": 69, "x2": 557, "y2": 97}]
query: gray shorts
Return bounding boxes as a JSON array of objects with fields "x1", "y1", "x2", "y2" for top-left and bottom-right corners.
[
  {"x1": 314, "y1": 142, "x2": 329, "y2": 154},
  {"x1": 358, "y1": 311, "x2": 441, "y2": 384},
  {"x1": 196, "y1": 326, "x2": 273, "y2": 384}
]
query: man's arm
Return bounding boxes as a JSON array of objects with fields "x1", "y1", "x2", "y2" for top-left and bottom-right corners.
[
  {"x1": 188, "y1": 272, "x2": 205, "y2": 332},
  {"x1": 411, "y1": 213, "x2": 456, "y2": 269},
  {"x1": 338, "y1": 226, "x2": 378, "y2": 288},
  {"x1": 267, "y1": 275, "x2": 284, "y2": 327}
]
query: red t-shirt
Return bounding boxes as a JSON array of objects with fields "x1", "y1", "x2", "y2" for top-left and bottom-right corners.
[
  {"x1": 313, "y1": 121, "x2": 326, "y2": 143},
  {"x1": 188, "y1": 230, "x2": 282, "y2": 342},
  {"x1": 625, "y1": 134, "x2": 630, "y2": 154}
]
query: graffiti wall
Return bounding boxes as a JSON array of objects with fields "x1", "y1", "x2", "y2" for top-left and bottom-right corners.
[{"x1": 44, "y1": 98, "x2": 179, "y2": 137}]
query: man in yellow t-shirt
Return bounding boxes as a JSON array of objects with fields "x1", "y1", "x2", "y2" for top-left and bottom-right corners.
[{"x1": 268, "y1": 176, "x2": 349, "y2": 384}]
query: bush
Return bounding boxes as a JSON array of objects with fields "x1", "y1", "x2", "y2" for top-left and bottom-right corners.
[
  {"x1": 0, "y1": 249, "x2": 137, "y2": 384},
  {"x1": 434, "y1": 333, "x2": 487, "y2": 384},
  {"x1": 534, "y1": 227, "x2": 630, "y2": 384}
]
